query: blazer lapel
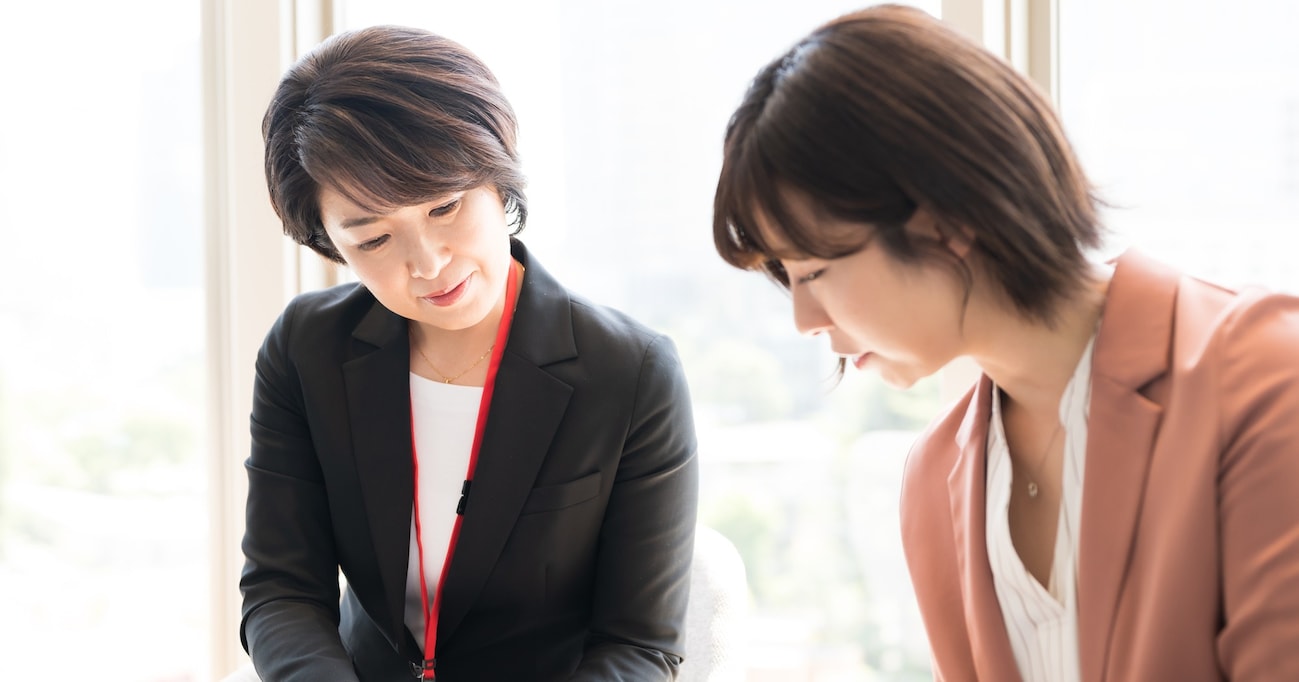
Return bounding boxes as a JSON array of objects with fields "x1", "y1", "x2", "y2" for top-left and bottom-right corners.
[
  {"x1": 1076, "y1": 251, "x2": 1176, "y2": 681},
  {"x1": 435, "y1": 240, "x2": 577, "y2": 645},
  {"x1": 343, "y1": 299, "x2": 418, "y2": 649},
  {"x1": 947, "y1": 376, "x2": 1023, "y2": 681}
]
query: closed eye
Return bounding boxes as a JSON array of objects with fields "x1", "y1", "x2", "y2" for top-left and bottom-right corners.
[
  {"x1": 429, "y1": 198, "x2": 461, "y2": 218},
  {"x1": 796, "y1": 268, "x2": 826, "y2": 285},
  {"x1": 357, "y1": 234, "x2": 390, "y2": 252}
]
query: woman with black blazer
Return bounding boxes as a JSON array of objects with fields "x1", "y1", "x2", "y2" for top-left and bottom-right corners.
[{"x1": 240, "y1": 26, "x2": 699, "y2": 681}]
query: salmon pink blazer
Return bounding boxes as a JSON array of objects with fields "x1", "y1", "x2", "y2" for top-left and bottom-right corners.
[{"x1": 900, "y1": 251, "x2": 1299, "y2": 681}]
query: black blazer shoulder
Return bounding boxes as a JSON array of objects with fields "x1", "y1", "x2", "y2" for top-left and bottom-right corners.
[{"x1": 242, "y1": 239, "x2": 699, "y2": 681}]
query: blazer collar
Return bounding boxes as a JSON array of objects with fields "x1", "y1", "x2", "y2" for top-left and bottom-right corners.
[
  {"x1": 435, "y1": 239, "x2": 577, "y2": 647},
  {"x1": 944, "y1": 250, "x2": 1178, "y2": 681},
  {"x1": 947, "y1": 376, "x2": 1023, "y2": 681},
  {"x1": 342, "y1": 239, "x2": 577, "y2": 657},
  {"x1": 1075, "y1": 250, "x2": 1175, "y2": 680}
]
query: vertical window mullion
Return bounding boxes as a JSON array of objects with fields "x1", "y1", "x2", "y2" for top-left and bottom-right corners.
[
  {"x1": 941, "y1": 0, "x2": 1056, "y2": 97},
  {"x1": 203, "y1": 0, "x2": 298, "y2": 677},
  {"x1": 942, "y1": 0, "x2": 1006, "y2": 56},
  {"x1": 1026, "y1": 0, "x2": 1059, "y2": 106},
  {"x1": 935, "y1": 0, "x2": 1059, "y2": 403}
]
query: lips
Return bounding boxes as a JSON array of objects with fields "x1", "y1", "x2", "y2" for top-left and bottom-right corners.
[
  {"x1": 833, "y1": 349, "x2": 873, "y2": 370},
  {"x1": 423, "y1": 274, "x2": 471, "y2": 307}
]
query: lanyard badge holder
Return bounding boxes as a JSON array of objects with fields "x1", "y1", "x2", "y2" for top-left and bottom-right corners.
[{"x1": 409, "y1": 261, "x2": 520, "y2": 680}]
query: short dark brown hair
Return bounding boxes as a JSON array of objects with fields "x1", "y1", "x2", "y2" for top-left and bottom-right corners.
[
  {"x1": 713, "y1": 4, "x2": 1103, "y2": 323},
  {"x1": 263, "y1": 25, "x2": 527, "y2": 263}
]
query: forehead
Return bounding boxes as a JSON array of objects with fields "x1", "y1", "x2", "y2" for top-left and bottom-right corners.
[
  {"x1": 316, "y1": 182, "x2": 416, "y2": 234},
  {"x1": 317, "y1": 184, "x2": 374, "y2": 220}
]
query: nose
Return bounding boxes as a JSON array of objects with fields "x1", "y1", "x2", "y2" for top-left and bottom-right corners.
[
  {"x1": 792, "y1": 286, "x2": 833, "y2": 337},
  {"x1": 408, "y1": 225, "x2": 451, "y2": 279}
]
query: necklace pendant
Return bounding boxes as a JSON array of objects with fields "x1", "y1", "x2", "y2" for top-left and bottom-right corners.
[{"x1": 1027, "y1": 481, "x2": 1039, "y2": 498}]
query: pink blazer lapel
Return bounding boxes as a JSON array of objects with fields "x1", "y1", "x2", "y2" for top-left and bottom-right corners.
[
  {"x1": 946, "y1": 376, "x2": 1023, "y2": 681},
  {"x1": 1076, "y1": 251, "x2": 1177, "y2": 681}
]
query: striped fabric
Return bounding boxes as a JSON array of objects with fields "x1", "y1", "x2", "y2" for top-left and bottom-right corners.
[{"x1": 985, "y1": 335, "x2": 1095, "y2": 682}]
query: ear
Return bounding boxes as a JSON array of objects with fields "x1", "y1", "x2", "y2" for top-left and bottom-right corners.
[
  {"x1": 904, "y1": 208, "x2": 975, "y2": 259},
  {"x1": 942, "y1": 223, "x2": 976, "y2": 260}
]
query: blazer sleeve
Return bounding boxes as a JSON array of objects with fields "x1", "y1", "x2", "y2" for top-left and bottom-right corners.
[
  {"x1": 1213, "y1": 292, "x2": 1299, "y2": 680},
  {"x1": 570, "y1": 334, "x2": 700, "y2": 681},
  {"x1": 239, "y1": 299, "x2": 360, "y2": 682}
]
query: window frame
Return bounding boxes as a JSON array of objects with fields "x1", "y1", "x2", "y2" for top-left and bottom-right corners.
[{"x1": 203, "y1": 0, "x2": 345, "y2": 677}]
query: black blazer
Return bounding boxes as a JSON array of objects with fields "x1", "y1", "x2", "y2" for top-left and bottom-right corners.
[{"x1": 240, "y1": 240, "x2": 699, "y2": 681}]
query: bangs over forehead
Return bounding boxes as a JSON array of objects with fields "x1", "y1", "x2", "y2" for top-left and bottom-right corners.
[
  {"x1": 715, "y1": 4, "x2": 1105, "y2": 321},
  {"x1": 713, "y1": 33, "x2": 913, "y2": 288},
  {"x1": 296, "y1": 89, "x2": 505, "y2": 215},
  {"x1": 713, "y1": 129, "x2": 800, "y2": 274},
  {"x1": 713, "y1": 117, "x2": 878, "y2": 288},
  {"x1": 262, "y1": 25, "x2": 528, "y2": 263}
]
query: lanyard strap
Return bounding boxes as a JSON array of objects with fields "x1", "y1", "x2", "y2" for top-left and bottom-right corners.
[{"x1": 410, "y1": 260, "x2": 521, "y2": 680}]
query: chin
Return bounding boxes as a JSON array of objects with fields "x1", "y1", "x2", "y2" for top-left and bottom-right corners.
[
  {"x1": 880, "y1": 375, "x2": 919, "y2": 391},
  {"x1": 875, "y1": 363, "x2": 931, "y2": 391}
]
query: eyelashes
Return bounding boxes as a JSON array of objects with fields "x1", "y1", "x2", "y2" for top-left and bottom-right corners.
[
  {"x1": 428, "y1": 198, "x2": 460, "y2": 218},
  {"x1": 358, "y1": 235, "x2": 389, "y2": 252},
  {"x1": 796, "y1": 268, "x2": 826, "y2": 285},
  {"x1": 352, "y1": 197, "x2": 463, "y2": 253}
]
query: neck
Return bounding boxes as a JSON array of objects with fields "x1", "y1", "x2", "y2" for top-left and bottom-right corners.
[
  {"x1": 410, "y1": 304, "x2": 503, "y2": 359},
  {"x1": 969, "y1": 262, "x2": 1111, "y2": 420},
  {"x1": 408, "y1": 262, "x2": 515, "y2": 386}
]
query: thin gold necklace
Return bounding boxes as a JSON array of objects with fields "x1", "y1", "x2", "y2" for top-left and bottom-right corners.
[
  {"x1": 1024, "y1": 421, "x2": 1063, "y2": 499},
  {"x1": 411, "y1": 260, "x2": 523, "y2": 384},
  {"x1": 413, "y1": 340, "x2": 494, "y2": 384}
]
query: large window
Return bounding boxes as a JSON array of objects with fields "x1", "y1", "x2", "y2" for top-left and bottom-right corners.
[
  {"x1": 18, "y1": 1, "x2": 1290, "y2": 680},
  {"x1": 1060, "y1": 0, "x2": 1299, "y2": 293},
  {"x1": 0, "y1": 1, "x2": 208, "y2": 680}
]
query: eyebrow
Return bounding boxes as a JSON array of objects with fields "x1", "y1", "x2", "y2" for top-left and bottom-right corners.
[{"x1": 339, "y1": 214, "x2": 384, "y2": 229}]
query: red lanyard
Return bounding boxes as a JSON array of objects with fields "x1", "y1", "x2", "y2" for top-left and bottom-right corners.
[{"x1": 410, "y1": 260, "x2": 521, "y2": 680}]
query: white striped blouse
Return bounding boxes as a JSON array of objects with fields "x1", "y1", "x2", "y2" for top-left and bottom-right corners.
[{"x1": 985, "y1": 335, "x2": 1095, "y2": 682}]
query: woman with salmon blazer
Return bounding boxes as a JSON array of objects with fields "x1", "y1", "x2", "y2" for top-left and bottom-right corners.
[{"x1": 711, "y1": 5, "x2": 1299, "y2": 680}]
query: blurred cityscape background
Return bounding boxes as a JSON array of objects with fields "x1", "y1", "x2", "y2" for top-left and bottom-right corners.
[{"x1": 0, "y1": 0, "x2": 1294, "y2": 679}]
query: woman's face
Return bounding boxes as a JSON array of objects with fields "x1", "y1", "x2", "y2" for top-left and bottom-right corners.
[
  {"x1": 319, "y1": 184, "x2": 513, "y2": 335},
  {"x1": 758, "y1": 198, "x2": 973, "y2": 390}
]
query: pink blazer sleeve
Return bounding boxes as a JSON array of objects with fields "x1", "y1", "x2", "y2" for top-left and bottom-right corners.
[{"x1": 1211, "y1": 290, "x2": 1299, "y2": 679}]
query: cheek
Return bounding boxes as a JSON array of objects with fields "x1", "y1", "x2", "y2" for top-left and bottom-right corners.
[
  {"x1": 858, "y1": 277, "x2": 963, "y2": 349},
  {"x1": 342, "y1": 258, "x2": 375, "y2": 284},
  {"x1": 347, "y1": 258, "x2": 405, "y2": 297},
  {"x1": 908, "y1": 285, "x2": 970, "y2": 353}
]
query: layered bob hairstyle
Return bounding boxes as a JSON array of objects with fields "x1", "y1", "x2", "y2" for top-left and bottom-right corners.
[
  {"x1": 263, "y1": 25, "x2": 528, "y2": 264},
  {"x1": 713, "y1": 4, "x2": 1103, "y2": 323}
]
